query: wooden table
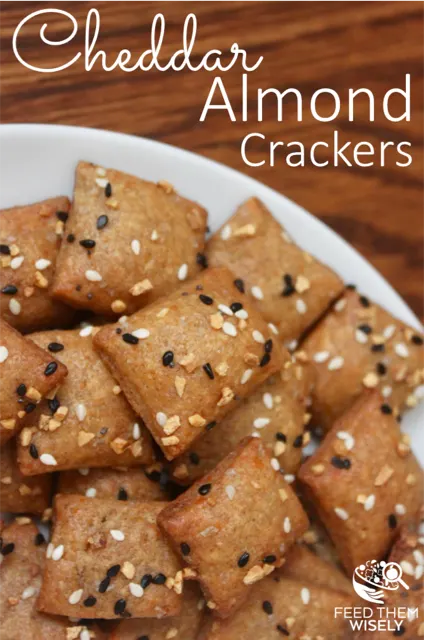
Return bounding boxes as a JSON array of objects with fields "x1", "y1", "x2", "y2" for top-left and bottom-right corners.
[{"x1": 1, "y1": 1, "x2": 422, "y2": 318}]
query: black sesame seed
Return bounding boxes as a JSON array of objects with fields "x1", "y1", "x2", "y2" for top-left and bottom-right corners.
[
  {"x1": 199, "y1": 294, "x2": 213, "y2": 305},
  {"x1": 1, "y1": 542, "x2": 15, "y2": 556},
  {"x1": 263, "y1": 600, "x2": 273, "y2": 615},
  {"x1": 376, "y1": 362, "x2": 387, "y2": 375},
  {"x1": 140, "y1": 574, "x2": 152, "y2": 589},
  {"x1": 260, "y1": 353, "x2": 271, "y2": 367},
  {"x1": 67, "y1": 233, "x2": 75, "y2": 243},
  {"x1": 0, "y1": 244, "x2": 10, "y2": 255},
  {"x1": 264, "y1": 339, "x2": 273, "y2": 353},
  {"x1": 56, "y1": 210, "x2": 69, "y2": 222},
  {"x1": 203, "y1": 363, "x2": 214, "y2": 379},
  {"x1": 1, "y1": 284, "x2": 18, "y2": 295},
  {"x1": 283, "y1": 274, "x2": 293, "y2": 285},
  {"x1": 117, "y1": 487, "x2": 128, "y2": 501},
  {"x1": 388, "y1": 514, "x2": 397, "y2": 529},
  {"x1": 44, "y1": 362, "x2": 58, "y2": 376},
  {"x1": 234, "y1": 278, "x2": 245, "y2": 294},
  {"x1": 107, "y1": 564, "x2": 121, "y2": 578},
  {"x1": 114, "y1": 598, "x2": 126, "y2": 616},
  {"x1": 371, "y1": 343, "x2": 385, "y2": 353},
  {"x1": 412, "y1": 334, "x2": 423, "y2": 345},
  {"x1": 276, "y1": 624, "x2": 290, "y2": 636},
  {"x1": 162, "y1": 351, "x2": 174, "y2": 367},
  {"x1": 80, "y1": 239, "x2": 96, "y2": 249},
  {"x1": 83, "y1": 595, "x2": 97, "y2": 607},
  {"x1": 293, "y1": 435, "x2": 303, "y2": 448},
  {"x1": 104, "y1": 182, "x2": 112, "y2": 198},
  {"x1": 198, "y1": 483, "x2": 212, "y2": 496},
  {"x1": 359, "y1": 295, "x2": 370, "y2": 307},
  {"x1": 263, "y1": 554, "x2": 277, "y2": 564},
  {"x1": 122, "y1": 333, "x2": 139, "y2": 345},
  {"x1": 98, "y1": 576, "x2": 110, "y2": 593},
  {"x1": 16, "y1": 383, "x2": 27, "y2": 396},
  {"x1": 96, "y1": 214, "x2": 109, "y2": 230},
  {"x1": 196, "y1": 252, "x2": 208, "y2": 269},
  {"x1": 282, "y1": 284, "x2": 295, "y2": 297},
  {"x1": 381, "y1": 404, "x2": 393, "y2": 415},
  {"x1": 331, "y1": 455, "x2": 351, "y2": 470},
  {"x1": 189, "y1": 452, "x2": 200, "y2": 465},
  {"x1": 230, "y1": 302, "x2": 243, "y2": 313},
  {"x1": 238, "y1": 552, "x2": 250, "y2": 568},
  {"x1": 358, "y1": 323, "x2": 372, "y2": 335},
  {"x1": 48, "y1": 342, "x2": 64, "y2": 353},
  {"x1": 34, "y1": 533, "x2": 45, "y2": 546},
  {"x1": 276, "y1": 432, "x2": 287, "y2": 442},
  {"x1": 48, "y1": 396, "x2": 60, "y2": 414},
  {"x1": 206, "y1": 421, "x2": 216, "y2": 431},
  {"x1": 25, "y1": 402, "x2": 36, "y2": 414},
  {"x1": 29, "y1": 443, "x2": 39, "y2": 459},
  {"x1": 180, "y1": 542, "x2": 191, "y2": 556},
  {"x1": 152, "y1": 573, "x2": 166, "y2": 585},
  {"x1": 393, "y1": 625, "x2": 405, "y2": 636},
  {"x1": 116, "y1": 328, "x2": 122, "y2": 334}
]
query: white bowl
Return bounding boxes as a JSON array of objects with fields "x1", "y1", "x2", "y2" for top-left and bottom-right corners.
[{"x1": 0, "y1": 124, "x2": 422, "y2": 463}]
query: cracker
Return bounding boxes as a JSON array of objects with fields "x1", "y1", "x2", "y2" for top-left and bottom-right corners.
[
  {"x1": 37, "y1": 495, "x2": 182, "y2": 619},
  {"x1": 206, "y1": 197, "x2": 344, "y2": 345},
  {"x1": 298, "y1": 391, "x2": 423, "y2": 574},
  {"x1": 51, "y1": 162, "x2": 207, "y2": 316},
  {"x1": 303, "y1": 287, "x2": 424, "y2": 430},
  {"x1": 0, "y1": 320, "x2": 67, "y2": 444},
  {"x1": 0, "y1": 440, "x2": 52, "y2": 514},
  {"x1": 158, "y1": 437, "x2": 309, "y2": 618},
  {"x1": 94, "y1": 267, "x2": 287, "y2": 460},
  {"x1": 17, "y1": 328, "x2": 154, "y2": 474},
  {"x1": 281, "y1": 543, "x2": 352, "y2": 594},
  {"x1": 111, "y1": 582, "x2": 205, "y2": 640},
  {"x1": 199, "y1": 575, "x2": 354, "y2": 639},
  {"x1": 0, "y1": 197, "x2": 74, "y2": 333},
  {"x1": 58, "y1": 466, "x2": 164, "y2": 501},
  {"x1": 170, "y1": 364, "x2": 310, "y2": 484}
]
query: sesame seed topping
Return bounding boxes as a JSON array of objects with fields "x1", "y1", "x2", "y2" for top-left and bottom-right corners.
[
  {"x1": 253, "y1": 417, "x2": 270, "y2": 429},
  {"x1": 260, "y1": 353, "x2": 271, "y2": 367},
  {"x1": 381, "y1": 403, "x2": 392, "y2": 415},
  {"x1": 235, "y1": 308, "x2": 248, "y2": 319},
  {"x1": 68, "y1": 589, "x2": 83, "y2": 605},
  {"x1": 177, "y1": 263, "x2": 188, "y2": 281},
  {"x1": 395, "y1": 342, "x2": 409, "y2": 358},
  {"x1": 1, "y1": 284, "x2": 18, "y2": 295},
  {"x1": 0, "y1": 346, "x2": 9, "y2": 363},
  {"x1": 296, "y1": 299, "x2": 307, "y2": 315},
  {"x1": 283, "y1": 517, "x2": 291, "y2": 533},
  {"x1": 156, "y1": 412, "x2": 167, "y2": 427},
  {"x1": 21, "y1": 586, "x2": 36, "y2": 600},
  {"x1": 162, "y1": 351, "x2": 174, "y2": 366},
  {"x1": 263, "y1": 600, "x2": 273, "y2": 615},
  {"x1": 85, "y1": 488, "x2": 96, "y2": 498},
  {"x1": 238, "y1": 551, "x2": 250, "y2": 567},
  {"x1": 199, "y1": 294, "x2": 214, "y2": 305},
  {"x1": 122, "y1": 333, "x2": 139, "y2": 345},
  {"x1": 9, "y1": 298, "x2": 21, "y2": 315},
  {"x1": 132, "y1": 328, "x2": 150, "y2": 339},
  {"x1": 234, "y1": 278, "x2": 245, "y2": 293},
  {"x1": 383, "y1": 324, "x2": 396, "y2": 339},
  {"x1": 223, "y1": 321, "x2": 237, "y2": 337},
  {"x1": 114, "y1": 598, "x2": 127, "y2": 616},
  {"x1": 412, "y1": 334, "x2": 423, "y2": 345},
  {"x1": 218, "y1": 303, "x2": 233, "y2": 316},
  {"x1": 140, "y1": 574, "x2": 152, "y2": 588},
  {"x1": 241, "y1": 369, "x2": 253, "y2": 384},
  {"x1": 196, "y1": 252, "x2": 208, "y2": 268},
  {"x1": 110, "y1": 529, "x2": 125, "y2": 541},
  {"x1": 355, "y1": 329, "x2": 368, "y2": 344},
  {"x1": 198, "y1": 483, "x2": 212, "y2": 496},
  {"x1": 129, "y1": 583, "x2": 144, "y2": 598},
  {"x1": 270, "y1": 458, "x2": 280, "y2": 471},
  {"x1": 364, "y1": 494, "x2": 376, "y2": 511},
  {"x1": 152, "y1": 573, "x2": 166, "y2": 585},
  {"x1": 334, "y1": 507, "x2": 349, "y2": 520},
  {"x1": 130, "y1": 239, "x2": 141, "y2": 256},
  {"x1": 225, "y1": 485, "x2": 235, "y2": 500},
  {"x1": 221, "y1": 224, "x2": 232, "y2": 240},
  {"x1": 301, "y1": 587, "x2": 310, "y2": 605},
  {"x1": 252, "y1": 330, "x2": 265, "y2": 344},
  {"x1": 52, "y1": 544, "x2": 64, "y2": 561},
  {"x1": 180, "y1": 542, "x2": 191, "y2": 556},
  {"x1": 336, "y1": 431, "x2": 355, "y2": 450},
  {"x1": 10, "y1": 256, "x2": 24, "y2": 270},
  {"x1": 388, "y1": 514, "x2": 397, "y2": 529},
  {"x1": 251, "y1": 286, "x2": 264, "y2": 300},
  {"x1": 395, "y1": 503, "x2": 406, "y2": 516},
  {"x1": 359, "y1": 295, "x2": 370, "y2": 307},
  {"x1": 328, "y1": 356, "x2": 344, "y2": 371},
  {"x1": 331, "y1": 455, "x2": 351, "y2": 470},
  {"x1": 263, "y1": 392, "x2": 273, "y2": 409},
  {"x1": 85, "y1": 269, "x2": 102, "y2": 282},
  {"x1": 76, "y1": 404, "x2": 87, "y2": 421},
  {"x1": 107, "y1": 564, "x2": 121, "y2": 578},
  {"x1": 40, "y1": 453, "x2": 57, "y2": 466},
  {"x1": 0, "y1": 244, "x2": 10, "y2": 255}
]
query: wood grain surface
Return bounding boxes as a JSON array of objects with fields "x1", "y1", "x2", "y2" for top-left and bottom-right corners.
[{"x1": 1, "y1": 1, "x2": 422, "y2": 318}]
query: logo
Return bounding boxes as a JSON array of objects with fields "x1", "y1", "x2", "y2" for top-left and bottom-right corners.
[{"x1": 352, "y1": 559, "x2": 409, "y2": 604}]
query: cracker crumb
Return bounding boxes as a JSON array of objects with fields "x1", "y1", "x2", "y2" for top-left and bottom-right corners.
[
  {"x1": 216, "y1": 362, "x2": 229, "y2": 376},
  {"x1": 121, "y1": 561, "x2": 135, "y2": 580},
  {"x1": 234, "y1": 223, "x2": 256, "y2": 237},
  {"x1": 130, "y1": 279, "x2": 153, "y2": 296},
  {"x1": 179, "y1": 353, "x2": 197, "y2": 373},
  {"x1": 175, "y1": 376, "x2": 186, "y2": 398},
  {"x1": 111, "y1": 299, "x2": 127, "y2": 313},
  {"x1": 162, "y1": 435, "x2": 180, "y2": 446},
  {"x1": 188, "y1": 414, "x2": 206, "y2": 427},
  {"x1": 374, "y1": 464, "x2": 394, "y2": 487},
  {"x1": 34, "y1": 271, "x2": 49, "y2": 289},
  {"x1": 110, "y1": 437, "x2": 128, "y2": 454},
  {"x1": 210, "y1": 312, "x2": 224, "y2": 330},
  {"x1": 217, "y1": 386, "x2": 234, "y2": 407},
  {"x1": 78, "y1": 431, "x2": 95, "y2": 447},
  {"x1": 164, "y1": 415, "x2": 181, "y2": 435},
  {"x1": 363, "y1": 371, "x2": 379, "y2": 388}
]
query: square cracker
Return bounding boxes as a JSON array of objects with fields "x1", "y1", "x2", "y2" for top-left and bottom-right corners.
[
  {"x1": 206, "y1": 197, "x2": 344, "y2": 345},
  {"x1": 17, "y1": 328, "x2": 155, "y2": 475},
  {"x1": 298, "y1": 391, "x2": 423, "y2": 574},
  {"x1": 170, "y1": 362, "x2": 310, "y2": 485},
  {"x1": 0, "y1": 320, "x2": 67, "y2": 445},
  {"x1": 52, "y1": 161, "x2": 207, "y2": 316},
  {"x1": 94, "y1": 267, "x2": 287, "y2": 461},
  {"x1": 58, "y1": 466, "x2": 165, "y2": 501},
  {"x1": 0, "y1": 440, "x2": 52, "y2": 514},
  {"x1": 0, "y1": 520, "x2": 105, "y2": 640},
  {"x1": 37, "y1": 495, "x2": 182, "y2": 620},
  {"x1": 302, "y1": 287, "x2": 424, "y2": 430},
  {"x1": 111, "y1": 582, "x2": 205, "y2": 640},
  {"x1": 0, "y1": 197, "x2": 74, "y2": 333},
  {"x1": 281, "y1": 543, "x2": 352, "y2": 594},
  {"x1": 199, "y1": 575, "x2": 354, "y2": 639},
  {"x1": 158, "y1": 437, "x2": 309, "y2": 618}
]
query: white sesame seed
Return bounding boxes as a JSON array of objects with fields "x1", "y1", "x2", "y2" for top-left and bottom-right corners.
[
  {"x1": 253, "y1": 417, "x2": 270, "y2": 429},
  {"x1": 301, "y1": 587, "x2": 310, "y2": 605},
  {"x1": 263, "y1": 393, "x2": 273, "y2": 410},
  {"x1": 251, "y1": 286, "x2": 264, "y2": 300},
  {"x1": 286, "y1": 339, "x2": 298, "y2": 352},
  {"x1": 76, "y1": 404, "x2": 86, "y2": 422},
  {"x1": 382, "y1": 385, "x2": 393, "y2": 398},
  {"x1": 132, "y1": 328, "x2": 150, "y2": 339},
  {"x1": 177, "y1": 263, "x2": 188, "y2": 281},
  {"x1": 252, "y1": 330, "x2": 265, "y2": 344},
  {"x1": 46, "y1": 543, "x2": 54, "y2": 558},
  {"x1": 364, "y1": 495, "x2": 375, "y2": 511},
  {"x1": 355, "y1": 329, "x2": 368, "y2": 344},
  {"x1": 35, "y1": 258, "x2": 51, "y2": 270},
  {"x1": 85, "y1": 488, "x2": 97, "y2": 498},
  {"x1": 240, "y1": 369, "x2": 253, "y2": 384},
  {"x1": 415, "y1": 385, "x2": 424, "y2": 399},
  {"x1": 235, "y1": 309, "x2": 248, "y2": 319},
  {"x1": 251, "y1": 431, "x2": 261, "y2": 438},
  {"x1": 40, "y1": 453, "x2": 57, "y2": 466},
  {"x1": 283, "y1": 517, "x2": 291, "y2": 533},
  {"x1": 328, "y1": 356, "x2": 344, "y2": 371},
  {"x1": 413, "y1": 549, "x2": 424, "y2": 565},
  {"x1": 218, "y1": 304, "x2": 233, "y2": 316},
  {"x1": 80, "y1": 631, "x2": 91, "y2": 640},
  {"x1": 133, "y1": 423, "x2": 141, "y2": 440},
  {"x1": 223, "y1": 321, "x2": 237, "y2": 337},
  {"x1": 131, "y1": 239, "x2": 141, "y2": 255},
  {"x1": 296, "y1": 299, "x2": 307, "y2": 315},
  {"x1": 110, "y1": 529, "x2": 125, "y2": 541},
  {"x1": 225, "y1": 485, "x2": 235, "y2": 500},
  {"x1": 334, "y1": 299, "x2": 347, "y2": 312},
  {"x1": 395, "y1": 342, "x2": 409, "y2": 358},
  {"x1": 78, "y1": 468, "x2": 89, "y2": 476},
  {"x1": 52, "y1": 544, "x2": 64, "y2": 561},
  {"x1": 268, "y1": 323, "x2": 279, "y2": 335},
  {"x1": 336, "y1": 431, "x2": 355, "y2": 450},
  {"x1": 221, "y1": 224, "x2": 232, "y2": 240},
  {"x1": 313, "y1": 351, "x2": 329, "y2": 363},
  {"x1": 284, "y1": 474, "x2": 295, "y2": 484},
  {"x1": 21, "y1": 586, "x2": 37, "y2": 600},
  {"x1": 400, "y1": 560, "x2": 414, "y2": 576},
  {"x1": 10, "y1": 256, "x2": 24, "y2": 270},
  {"x1": 85, "y1": 269, "x2": 102, "y2": 282},
  {"x1": 129, "y1": 582, "x2": 144, "y2": 598},
  {"x1": 334, "y1": 507, "x2": 349, "y2": 521},
  {"x1": 156, "y1": 412, "x2": 167, "y2": 427},
  {"x1": 383, "y1": 324, "x2": 396, "y2": 340},
  {"x1": 0, "y1": 346, "x2": 8, "y2": 364},
  {"x1": 270, "y1": 458, "x2": 280, "y2": 471},
  {"x1": 96, "y1": 166, "x2": 106, "y2": 177},
  {"x1": 79, "y1": 325, "x2": 93, "y2": 337},
  {"x1": 95, "y1": 177, "x2": 108, "y2": 188},
  {"x1": 395, "y1": 503, "x2": 407, "y2": 516},
  {"x1": 415, "y1": 565, "x2": 423, "y2": 581},
  {"x1": 9, "y1": 298, "x2": 21, "y2": 315},
  {"x1": 68, "y1": 589, "x2": 83, "y2": 605},
  {"x1": 151, "y1": 229, "x2": 159, "y2": 241}
]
